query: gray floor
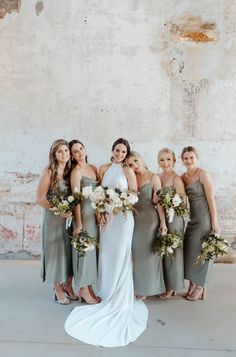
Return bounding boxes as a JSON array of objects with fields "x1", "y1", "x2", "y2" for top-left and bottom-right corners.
[{"x1": 0, "y1": 261, "x2": 235, "y2": 357}]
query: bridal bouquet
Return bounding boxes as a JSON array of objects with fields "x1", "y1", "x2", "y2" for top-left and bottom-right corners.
[
  {"x1": 48, "y1": 187, "x2": 83, "y2": 228},
  {"x1": 70, "y1": 229, "x2": 99, "y2": 257},
  {"x1": 195, "y1": 233, "x2": 229, "y2": 264},
  {"x1": 82, "y1": 185, "x2": 138, "y2": 216},
  {"x1": 152, "y1": 232, "x2": 183, "y2": 257},
  {"x1": 157, "y1": 187, "x2": 188, "y2": 223}
]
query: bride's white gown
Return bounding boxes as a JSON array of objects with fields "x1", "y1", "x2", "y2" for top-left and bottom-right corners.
[{"x1": 65, "y1": 163, "x2": 148, "y2": 347}]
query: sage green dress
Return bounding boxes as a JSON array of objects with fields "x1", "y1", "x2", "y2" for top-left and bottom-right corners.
[
  {"x1": 41, "y1": 181, "x2": 72, "y2": 283},
  {"x1": 72, "y1": 176, "x2": 98, "y2": 288},
  {"x1": 132, "y1": 183, "x2": 165, "y2": 296},
  {"x1": 184, "y1": 179, "x2": 212, "y2": 286},
  {"x1": 165, "y1": 211, "x2": 185, "y2": 291}
]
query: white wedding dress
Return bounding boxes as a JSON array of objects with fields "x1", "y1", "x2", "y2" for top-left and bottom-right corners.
[{"x1": 65, "y1": 163, "x2": 148, "y2": 347}]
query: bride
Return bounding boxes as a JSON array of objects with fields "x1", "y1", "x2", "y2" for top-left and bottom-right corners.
[{"x1": 65, "y1": 138, "x2": 148, "y2": 347}]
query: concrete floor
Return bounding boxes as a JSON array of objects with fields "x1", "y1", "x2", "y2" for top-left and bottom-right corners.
[{"x1": 0, "y1": 261, "x2": 235, "y2": 357}]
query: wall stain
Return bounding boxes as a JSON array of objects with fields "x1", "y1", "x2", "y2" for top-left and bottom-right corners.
[
  {"x1": 0, "y1": 224, "x2": 17, "y2": 240},
  {"x1": 0, "y1": 0, "x2": 21, "y2": 19},
  {"x1": 6, "y1": 171, "x2": 40, "y2": 184},
  {"x1": 170, "y1": 15, "x2": 217, "y2": 43},
  {"x1": 35, "y1": 1, "x2": 43, "y2": 16}
]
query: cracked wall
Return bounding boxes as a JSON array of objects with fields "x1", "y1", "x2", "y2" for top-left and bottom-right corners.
[{"x1": 0, "y1": 0, "x2": 235, "y2": 261}]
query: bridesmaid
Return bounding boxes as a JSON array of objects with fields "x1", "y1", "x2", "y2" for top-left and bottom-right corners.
[
  {"x1": 69, "y1": 140, "x2": 100, "y2": 304},
  {"x1": 157, "y1": 148, "x2": 185, "y2": 298},
  {"x1": 37, "y1": 139, "x2": 75, "y2": 305},
  {"x1": 181, "y1": 146, "x2": 221, "y2": 301},
  {"x1": 127, "y1": 151, "x2": 167, "y2": 300}
]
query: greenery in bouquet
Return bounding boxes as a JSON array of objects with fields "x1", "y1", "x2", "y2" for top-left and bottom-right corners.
[
  {"x1": 156, "y1": 187, "x2": 188, "y2": 223},
  {"x1": 152, "y1": 232, "x2": 184, "y2": 257},
  {"x1": 195, "y1": 233, "x2": 229, "y2": 264},
  {"x1": 70, "y1": 229, "x2": 99, "y2": 257},
  {"x1": 48, "y1": 187, "x2": 83, "y2": 215}
]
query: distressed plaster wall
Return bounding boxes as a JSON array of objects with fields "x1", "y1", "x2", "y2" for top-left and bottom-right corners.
[{"x1": 0, "y1": 0, "x2": 235, "y2": 260}]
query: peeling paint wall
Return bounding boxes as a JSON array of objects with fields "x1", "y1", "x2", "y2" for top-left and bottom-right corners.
[{"x1": 0, "y1": 0, "x2": 235, "y2": 261}]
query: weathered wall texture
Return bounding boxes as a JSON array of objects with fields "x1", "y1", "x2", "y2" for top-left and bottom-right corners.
[{"x1": 0, "y1": 1, "x2": 235, "y2": 260}]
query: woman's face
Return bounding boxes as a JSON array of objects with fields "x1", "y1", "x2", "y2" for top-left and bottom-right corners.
[
  {"x1": 71, "y1": 143, "x2": 86, "y2": 163},
  {"x1": 158, "y1": 152, "x2": 174, "y2": 171},
  {"x1": 127, "y1": 156, "x2": 142, "y2": 174},
  {"x1": 182, "y1": 151, "x2": 198, "y2": 170},
  {"x1": 55, "y1": 145, "x2": 70, "y2": 164},
  {"x1": 112, "y1": 143, "x2": 127, "y2": 163}
]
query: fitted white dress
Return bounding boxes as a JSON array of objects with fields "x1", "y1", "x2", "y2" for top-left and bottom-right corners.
[{"x1": 65, "y1": 163, "x2": 148, "y2": 347}]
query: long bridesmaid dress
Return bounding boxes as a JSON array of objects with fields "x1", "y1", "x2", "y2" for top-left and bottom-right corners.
[
  {"x1": 132, "y1": 183, "x2": 165, "y2": 296},
  {"x1": 41, "y1": 181, "x2": 72, "y2": 283},
  {"x1": 72, "y1": 176, "x2": 98, "y2": 288},
  {"x1": 184, "y1": 179, "x2": 213, "y2": 285}
]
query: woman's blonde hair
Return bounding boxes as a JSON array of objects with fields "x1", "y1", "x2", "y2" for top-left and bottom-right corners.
[
  {"x1": 181, "y1": 146, "x2": 199, "y2": 160},
  {"x1": 126, "y1": 151, "x2": 148, "y2": 169},
  {"x1": 158, "y1": 148, "x2": 176, "y2": 166},
  {"x1": 48, "y1": 139, "x2": 71, "y2": 193}
]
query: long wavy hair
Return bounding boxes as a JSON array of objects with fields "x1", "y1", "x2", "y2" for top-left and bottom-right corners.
[
  {"x1": 126, "y1": 151, "x2": 148, "y2": 169},
  {"x1": 48, "y1": 139, "x2": 71, "y2": 193}
]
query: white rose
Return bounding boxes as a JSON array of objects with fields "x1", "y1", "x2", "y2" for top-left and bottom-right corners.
[
  {"x1": 82, "y1": 186, "x2": 93, "y2": 198},
  {"x1": 127, "y1": 193, "x2": 138, "y2": 205},
  {"x1": 93, "y1": 186, "x2": 105, "y2": 201},
  {"x1": 67, "y1": 195, "x2": 75, "y2": 203},
  {"x1": 172, "y1": 194, "x2": 182, "y2": 207},
  {"x1": 105, "y1": 203, "x2": 114, "y2": 214},
  {"x1": 83, "y1": 243, "x2": 95, "y2": 252},
  {"x1": 62, "y1": 200, "x2": 69, "y2": 206},
  {"x1": 167, "y1": 247, "x2": 174, "y2": 254}
]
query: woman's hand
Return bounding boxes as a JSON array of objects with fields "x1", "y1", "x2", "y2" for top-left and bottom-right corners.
[
  {"x1": 160, "y1": 223, "x2": 168, "y2": 236},
  {"x1": 60, "y1": 211, "x2": 72, "y2": 219},
  {"x1": 97, "y1": 213, "x2": 106, "y2": 226},
  {"x1": 73, "y1": 225, "x2": 82, "y2": 235},
  {"x1": 212, "y1": 221, "x2": 221, "y2": 235}
]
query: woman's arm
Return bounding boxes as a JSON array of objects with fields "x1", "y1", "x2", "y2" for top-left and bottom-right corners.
[
  {"x1": 36, "y1": 167, "x2": 51, "y2": 209},
  {"x1": 152, "y1": 174, "x2": 167, "y2": 235},
  {"x1": 70, "y1": 167, "x2": 83, "y2": 234},
  {"x1": 201, "y1": 169, "x2": 221, "y2": 234},
  {"x1": 99, "y1": 164, "x2": 110, "y2": 182},
  {"x1": 123, "y1": 166, "x2": 137, "y2": 191}
]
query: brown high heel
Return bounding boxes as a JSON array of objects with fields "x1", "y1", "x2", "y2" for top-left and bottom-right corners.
[
  {"x1": 160, "y1": 290, "x2": 176, "y2": 299},
  {"x1": 53, "y1": 286, "x2": 70, "y2": 305},
  {"x1": 61, "y1": 282, "x2": 79, "y2": 300},
  {"x1": 78, "y1": 286, "x2": 99, "y2": 304},
  {"x1": 186, "y1": 285, "x2": 206, "y2": 301},
  {"x1": 135, "y1": 295, "x2": 147, "y2": 301},
  {"x1": 183, "y1": 281, "x2": 196, "y2": 298},
  {"x1": 88, "y1": 285, "x2": 101, "y2": 303}
]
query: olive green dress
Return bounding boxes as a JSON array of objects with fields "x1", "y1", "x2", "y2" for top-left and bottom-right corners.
[
  {"x1": 72, "y1": 177, "x2": 98, "y2": 288},
  {"x1": 132, "y1": 183, "x2": 165, "y2": 296},
  {"x1": 165, "y1": 212, "x2": 185, "y2": 291},
  {"x1": 41, "y1": 181, "x2": 72, "y2": 283},
  {"x1": 184, "y1": 179, "x2": 212, "y2": 286}
]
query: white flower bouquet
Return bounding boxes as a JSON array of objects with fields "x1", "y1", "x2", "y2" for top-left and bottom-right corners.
[
  {"x1": 152, "y1": 232, "x2": 183, "y2": 257},
  {"x1": 48, "y1": 187, "x2": 83, "y2": 228},
  {"x1": 157, "y1": 187, "x2": 188, "y2": 223},
  {"x1": 70, "y1": 229, "x2": 99, "y2": 257},
  {"x1": 82, "y1": 185, "x2": 138, "y2": 216},
  {"x1": 195, "y1": 233, "x2": 229, "y2": 264}
]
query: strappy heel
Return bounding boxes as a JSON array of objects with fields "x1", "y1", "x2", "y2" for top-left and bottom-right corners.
[
  {"x1": 78, "y1": 286, "x2": 100, "y2": 304},
  {"x1": 160, "y1": 290, "x2": 176, "y2": 299},
  {"x1": 186, "y1": 285, "x2": 206, "y2": 301},
  {"x1": 183, "y1": 281, "x2": 196, "y2": 297},
  {"x1": 61, "y1": 282, "x2": 79, "y2": 300},
  {"x1": 53, "y1": 287, "x2": 70, "y2": 305}
]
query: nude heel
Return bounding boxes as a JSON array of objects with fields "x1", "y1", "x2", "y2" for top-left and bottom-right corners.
[{"x1": 186, "y1": 285, "x2": 206, "y2": 301}]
